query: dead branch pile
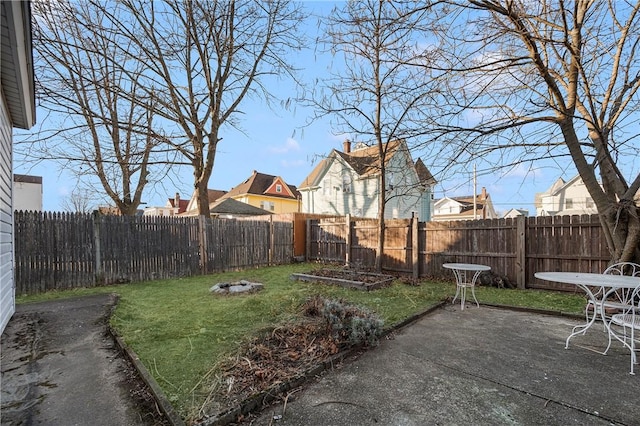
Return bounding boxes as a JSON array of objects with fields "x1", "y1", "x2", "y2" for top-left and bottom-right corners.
[{"x1": 214, "y1": 296, "x2": 382, "y2": 409}]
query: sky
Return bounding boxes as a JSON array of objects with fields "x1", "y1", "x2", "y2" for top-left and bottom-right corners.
[{"x1": 13, "y1": 1, "x2": 582, "y2": 216}]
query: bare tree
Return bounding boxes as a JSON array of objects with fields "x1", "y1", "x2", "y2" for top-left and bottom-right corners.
[
  {"x1": 424, "y1": 0, "x2": 640, "y2": 263},
  {"x1": 60, "y1": 186, "x2": 95, "y2": 214},
  {"x1": 94, "y1": 0, "x2": 306, "y2": 216},
  {"x1": 314, "y1": 0, "x2": 438, "y2": 271},
  {"x1": 22, "y1": 0, "x2": 171, "y2": 215}
]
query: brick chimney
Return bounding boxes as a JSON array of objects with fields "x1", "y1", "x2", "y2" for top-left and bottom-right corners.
[
  {"x1": 175, "y1": 192, "x2": 180, "y2": 212},
  {"x1": 481, "y1": 187, "x2": 487, "y2": 200},
  {"x1": 343, "y1": 139, "x2": 351, "y2": 153}
]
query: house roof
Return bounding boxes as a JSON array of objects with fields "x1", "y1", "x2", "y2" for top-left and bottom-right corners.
[
  {"x1": 299, "y1": 158, "x2": 329, "y2": 189},
  {"x1": 168, "y1": 198, "x2": 189, "y2": 214},
  {"x1": 300, "y1": 140, "x2": 435, "y2": 190},
  {"x1": 433, "y1": 187, "x2": 493, "y2": 219},
  {"x1": 1, "y1": 1, "x2": 35, "y2": 129},
  {"x1": 336, "y1": 140, "x2": 402, "y2": 177},
  {"x1": 209, "y1": 197, "x2": 272, "y2": 216},
  {"x1": 223, "y1": 170, "x2": 300, "y2": 200},
  {"x1": 414, "y1": 158, "x2": 437, "y2": 186},
  {"x1": 503, "y1": 208, "x2": 529, "y2": 218},
  {"x1": 206, "y1": 189, "x2": 228, "y2": 203},
  {"x1": 13, "y1": 174, "x2": 42, "y2": 184}
]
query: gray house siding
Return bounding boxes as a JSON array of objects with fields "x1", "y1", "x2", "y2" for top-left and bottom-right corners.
[
  {"x1": 1, "y1": 1, "x2": 35, "y2": 333},
  {"x1": 0, "y1": 88, "x2": 14, "y2": 333}
]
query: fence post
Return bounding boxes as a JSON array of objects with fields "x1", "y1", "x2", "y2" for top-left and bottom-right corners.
[
  {"x1": 516, "y1": 215, "x2": 526, "y2": 289},
  {"x1": 269, "y1": 215, "x2": 274, "y2": 265},
  {"x1": 93, "y1": 210, "x2": 103, "y2": 284},
  {"x1": 345, "y1": 214, "x2": 351, "y2": 266},
  {"x1": 412, "y1": 214, "x2": 419, "y2": 278},
  {"x1": 198, "y1": 215, "x2": 208, "y2": 274},
  {"x1": 306, "y1": 219, "x2": 312, "y2": 261}
]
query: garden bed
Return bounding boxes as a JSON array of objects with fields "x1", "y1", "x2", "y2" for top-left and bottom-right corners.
[{"x1": 290, "y1": 269, "x2": 395, "y2": 291}]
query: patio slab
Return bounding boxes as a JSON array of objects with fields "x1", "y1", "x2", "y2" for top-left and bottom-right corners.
[{"x1": 251, "y1": 305, "x2": 639, "y2": 425}]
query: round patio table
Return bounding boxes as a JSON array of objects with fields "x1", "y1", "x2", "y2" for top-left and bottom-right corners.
[
  {"x1": 443, "y1": 263, "x2": 491, "y2": 310},
  {"x1": 534, "y1": 271, "x2": 640, "y2": 352}
]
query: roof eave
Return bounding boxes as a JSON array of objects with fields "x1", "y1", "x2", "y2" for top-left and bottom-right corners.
[{"x1": 1, "y1": 1, "x2": 35, "y2": 129}]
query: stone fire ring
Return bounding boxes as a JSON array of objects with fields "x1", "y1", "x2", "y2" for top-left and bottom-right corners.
[{"x1": 210, "y1": 280, "x2": 264, "y2": 295}]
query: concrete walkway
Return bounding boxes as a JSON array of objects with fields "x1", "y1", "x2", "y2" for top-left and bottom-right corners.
[
  {"x1": 0, "y1": 294, "x2": 166, "y2": 426},
  {"x1": 251, "y1": 305, "x2": 640, "y2": 425}
]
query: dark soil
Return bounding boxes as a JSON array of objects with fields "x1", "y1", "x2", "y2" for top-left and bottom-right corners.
[
  {"x1": 305, "y1": 268, "x2": 393, "y2": 284},
  {"x1": 117, "y1": 338, "x2": 172, "y2": 426}
]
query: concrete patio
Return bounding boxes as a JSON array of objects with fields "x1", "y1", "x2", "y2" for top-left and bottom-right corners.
[
  {"x1": 3, "y1": 297, "x2": 639, "y2": 425},
  {"x1": 250, "y1": 305, "x2": 639, "y2": 425}
]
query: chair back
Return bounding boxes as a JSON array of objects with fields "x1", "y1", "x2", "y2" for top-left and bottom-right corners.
[
  {"x1": 603, "y1": 262, "x2": 640, "y2": 277},
  {"x1": 603, "y1": 262, "x2": 640, "y2": 307}
]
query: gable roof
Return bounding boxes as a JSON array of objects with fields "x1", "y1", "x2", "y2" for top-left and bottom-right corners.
[
  {"x1": 210, "y1": 197, "x2": 272, "y2": 216},
  {"x1": 183, "y1": 188, "x2": 228, "y2": 214},
  {"x1": 224, "y1": 170, "x2": 300, "y2": 200},
  {"x1": 433, "y1": 187, "x2": 494, "y2": 219},
  {"x1": 206, "y1": 189, "x2": 228, "y2": 203},
  {"x1": 299, "y1": 157, "x2": 329, "y2": 189},
  {"x1": 336, "y1": 140, "x2": 402, "y2": 177},
  {"x1": 168, "y1": 197, "x2": 189, "y2": 214},
  {"x1": 414, "y1": 158, "x2": 437, "y2": 186},
  {"x1": 300, "y1": 139, "x2": 435, "y2": 190}
]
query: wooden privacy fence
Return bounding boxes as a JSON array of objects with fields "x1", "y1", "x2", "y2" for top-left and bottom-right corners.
[
  {"x1": 14, "y1": 211, "x2": 293, "y2": 295},
  {"x1": 307, "y1": 214, "x2": 611, "y2": 291}
]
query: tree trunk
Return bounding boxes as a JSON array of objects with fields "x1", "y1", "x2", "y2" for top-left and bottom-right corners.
[
  {"x1": 559, "y1": 120, "x2": 640, "y2": 264},
  {"x1": 118, "y1": 203, "x2": 139, "y2": 216},
  {"x1": 196, "y1": 180, "x2": 211, "y2": 217},
  {"x1": 599, "y1": 201, "x2": 640, "y2": 264},
  {"x1": 375, "y1": 173, "x2": 386, "y2": 273}
]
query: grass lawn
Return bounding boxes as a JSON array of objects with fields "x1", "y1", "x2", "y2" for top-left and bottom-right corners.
[{"x1": 16, "y1": 263, "x2": 586, "y2": 421}]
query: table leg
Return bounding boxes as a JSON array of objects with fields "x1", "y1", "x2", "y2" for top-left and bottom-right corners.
[
  {"x1": 565, "y1": 284, "x2": 604, "y2": 351},
  {"x1": 450, "y1": 269, "x2": 482, "y2": 310}
]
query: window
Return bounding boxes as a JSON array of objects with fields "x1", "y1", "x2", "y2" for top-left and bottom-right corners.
[
  {"x1": 586, "y1": 198, "x2": 594, "y2": 209},
  {"x1": 565, "y1": 198, "x2": 573, "y2": 209},
  {"x1": 342, "y1": 173, "x2": 352, "y2": 193},
  {"x1": 261, "y1": 201, "x2": 275, "y2": 211},
  {"x1": 276, "y1": 184, "x2": 282, "y2": 193}
]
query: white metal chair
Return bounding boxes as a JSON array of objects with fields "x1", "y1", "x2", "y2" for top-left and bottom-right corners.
[
  {"x1": 608, "y1": 284, "x2": 640, "y2": 374},
  {"x1": 582, "y1": 262, "x2": 640, "y2": 353}
]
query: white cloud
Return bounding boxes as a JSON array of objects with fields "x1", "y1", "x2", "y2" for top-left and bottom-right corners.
[
  {"x1": 280, "y1": 159, "x2": 306, "y2": 168},
  {"x1": 268, "y1": 138, "x2": 300, "y2": 154}
]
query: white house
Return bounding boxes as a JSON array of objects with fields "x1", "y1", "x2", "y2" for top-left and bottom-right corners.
[
  {"x1": 181, "y1": 189, "x2": 228, "y2": 216},
  {"x1": 13, "y1": 174, "x2": 42, "y2": 211},
  {"x1": 503, "y1": 208, "x2": 529, "y2": 219},
  {"x1": 432, "y1": 187, "x2": 498, "y2": 221},
  {"x1": 535, "y1": 175, "x2": 598, "y2": 216},
  {"x1": 298, "y1": 140, "x2": 436, "y2": 220},
  {"x1": 1, "y1": 1, "x2": 36, "y2": 333}
]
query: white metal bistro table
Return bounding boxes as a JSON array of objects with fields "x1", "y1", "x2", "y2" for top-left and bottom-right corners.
[
  {"x1": 534, "y1": 271, "x2": 640, "y2": 351},
  {"x1": 443, "y1": 263, "x2": 491, "y2": 310}
]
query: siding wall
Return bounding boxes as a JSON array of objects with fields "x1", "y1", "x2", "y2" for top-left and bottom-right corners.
[{"x1": 0, "y1": 87, "x2": 15, "y2": 333}]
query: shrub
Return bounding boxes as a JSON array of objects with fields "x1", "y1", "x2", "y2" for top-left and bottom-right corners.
[{"x1": 306, "y1": 296, "x2": 384, "y2": 347}]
